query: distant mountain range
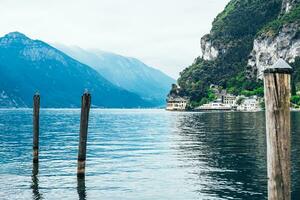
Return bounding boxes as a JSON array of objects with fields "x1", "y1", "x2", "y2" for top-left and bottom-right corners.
[
  {"x1": 0, "y1": 32, "x2": 155, "y2": 108},
  {"x1": 54, "y1": 45, "x2": 175, "y2": 106}
]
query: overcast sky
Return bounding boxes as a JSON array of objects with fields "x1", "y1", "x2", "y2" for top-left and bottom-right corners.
[{"x1": 0, "y1": 0, "x2": 229, "y2": 78}]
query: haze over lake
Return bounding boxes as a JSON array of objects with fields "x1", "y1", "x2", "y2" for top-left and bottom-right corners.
[{"x1": 1, "y1": 109, "x2": 300, "y2": 200}]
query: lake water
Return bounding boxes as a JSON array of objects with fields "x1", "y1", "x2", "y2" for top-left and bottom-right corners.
[{"x1": 0, "y1": 109, "x2": 300, "y2": 200}]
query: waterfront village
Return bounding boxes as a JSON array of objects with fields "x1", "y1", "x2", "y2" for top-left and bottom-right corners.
[{"x1": 166, "y1": 84, "x2": 262, "y2": 112}]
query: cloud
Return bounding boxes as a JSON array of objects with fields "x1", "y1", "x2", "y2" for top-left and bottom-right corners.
[{"x1": 0, "y1": 0, "x2": 229, "y2": 78}]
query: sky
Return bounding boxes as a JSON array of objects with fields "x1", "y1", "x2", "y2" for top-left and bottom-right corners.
[{"x1": 0, "y1": 0, "x2": 230, "y2": 79}]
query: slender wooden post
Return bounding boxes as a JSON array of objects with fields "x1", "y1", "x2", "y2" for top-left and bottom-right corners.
[
  {"x1": 264, "y1": 59, "x2": 292, "y2": 200},
  {"x1": 77, "y1": 91, "x2": 91, "y2": 177},
  {"x1": 33, "y1": 93, "x2": 40, "y2": 166}
]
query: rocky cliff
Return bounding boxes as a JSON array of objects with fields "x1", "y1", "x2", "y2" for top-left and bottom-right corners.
[
  {"x1": 172, "y1": 0, "x2": 300, "y2": 107},
  {"x1": 174, "y1": 0, "x2": 283, "y2": 106},
  {"x1": 201, "y1": 35, "x2": 224, "y2": 61},
  {"x1": 281, "y1": 0, "x2": 300, "y2": 13},
  {"x1": 247, "y1": 1, "x2": 300, "y2": 79}
]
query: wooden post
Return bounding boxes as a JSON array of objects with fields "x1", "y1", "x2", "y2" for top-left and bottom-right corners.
[
  {"x1": 264, "y1": 59, "x2": 292, "y2": 200},
  {"x1": 33, "y1": 93, "x2": 40, "y2": 165},
  {"x1": 77, "y1": 91, "x2": 91, "y2": 177}
]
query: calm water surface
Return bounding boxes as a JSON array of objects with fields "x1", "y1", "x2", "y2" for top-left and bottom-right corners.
[{"x1": 0, "y1": 109, "x2": 300, "y2": 200}]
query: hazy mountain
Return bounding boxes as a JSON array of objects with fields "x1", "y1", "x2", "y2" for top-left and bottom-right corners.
[
  {"x1": 0, "y1": 32, "x2": 152, "y2": 108},
  {"x1": 55, "y1": 45, "x2": 175, "y2": 106}
]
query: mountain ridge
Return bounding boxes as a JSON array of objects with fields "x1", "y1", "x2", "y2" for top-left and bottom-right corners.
[
  {"x1": 55, "y1": 44, "x2": 175, "y2": 106},
  {"x1": 0, "y1": 32, "x2": 153, "y2": 108}
]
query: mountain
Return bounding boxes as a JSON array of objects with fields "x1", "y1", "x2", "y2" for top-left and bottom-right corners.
[
  {"x1": 54, "y1": 45, "x2": 175, "y2": 106},
  {"x1": 248, "y1": 0, "x2": 300, "y2": 79},
  {"x1": 171, "y1": 0, "x2": 300, "y2": 107},
  {"x1": 0, "y1": 32, "x2": 153, "y2": 108}
]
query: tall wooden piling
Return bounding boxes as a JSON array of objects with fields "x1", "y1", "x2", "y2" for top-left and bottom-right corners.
[
  {"x1": 33, "y1": 93, "x2": 40, "y2": 165},
  {"x1": 263, "y1": 59, "x2": 292, "y2": 200},
  {"x1": 77, "y1": 91, "x2": 91, "y2": 177}
]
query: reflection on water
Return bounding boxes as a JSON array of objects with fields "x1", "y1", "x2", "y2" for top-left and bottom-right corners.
[
  {"x1": 77, "y1": 176, "x2": 86, "y2": 200},
  {"x1": 31, "y1": 162, "x2": 42, "y2": 200},
  {"x1": 31, "y1": 173, "x2": 43, "y2": 200},
  {"x1": 0, "y1": 109, "x2": 299, "y2": 199},
  {"x1": 174, "y1": 112, "x2": 267, "y2": 199}
]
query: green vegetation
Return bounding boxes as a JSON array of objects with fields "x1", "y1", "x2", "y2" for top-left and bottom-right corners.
[
  {"x1": 259, "y1": 4, "x2": 300, "y2": 37},
  {"x1": 291, "y1": 57, "x2": 300, "y2": 93},
  {"x1": 175, "y1": 0, "x2": 283, "y2": 106},
  {"x1": 291, "y1": 95, "x2": 300, "y2": 105},
  {"x1": 259, "y1": 100, "x2": 265, "y2": 110},
  {"x1": 212, "y1": 0, "x2": 282, "y2": 39},
  {"x1": 226, "y1": 73, "x2": 264, "y2": 96},
  {"x1": 241, "y1": 87, "x2": 264, "y2": 97},
  {"x1": 207, "y1": 89, "x2": 217, "y2": 101},
  {"x1": 236, "y1": 97, "x2": 245, "y2": 105}
]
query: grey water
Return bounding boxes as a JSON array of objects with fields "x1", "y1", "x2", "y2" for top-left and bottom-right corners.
[{"x1": 0, "y1": 109, "x2": 300, "y2": 200}]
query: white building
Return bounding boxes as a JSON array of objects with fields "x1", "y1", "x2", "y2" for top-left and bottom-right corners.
[
  {"x1": 222, "y1": 94, "x2": 237, "y2": 106},
  {"x1": 196, "y1": 99, "x2": 232, "y2": 111},
  {"x1": 166, "y1": 97, "x2": 188, "y2": 111},
  {"x1": 237, "y1": 96, "x2": 261, "y2": 112}
]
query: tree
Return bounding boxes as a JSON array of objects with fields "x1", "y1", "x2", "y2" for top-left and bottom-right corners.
[{"x1": 236, "y1": 97, "x2": 245, "y2": 105}]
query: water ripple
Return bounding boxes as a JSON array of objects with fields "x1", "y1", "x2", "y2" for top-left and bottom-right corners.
[{"x1": 1, "y1": 109, "x2": 300, "y2": 199}]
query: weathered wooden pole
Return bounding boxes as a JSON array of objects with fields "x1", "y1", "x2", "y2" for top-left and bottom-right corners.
[
  {"x1": 264, "y1": 59, "x2": 292, "y2": 200},
  {"x1": 33, "y1": 93, "x2": 40, "y2": 166},
  {"x1": 77, "y1": 91, "x2": 91, "y2": 177}
]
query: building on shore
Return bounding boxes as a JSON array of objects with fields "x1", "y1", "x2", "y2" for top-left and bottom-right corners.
[
  {"x1": 236, "y1": 96, "x2": 261, "y2": 112},
  {"x1": 195, "y1": 99, "x2": 232, "y2": 111},
  {"x1": 222, "y1": 94, "x2": 237, "y2": 107},
  {"x1": 210, "y1": 85, "x2": 237, "y2": 106},
  {"x1": 166, "y1": 83, "x2": 262, "y2": 112},
  {"x1": 195, "y1": 93, "x2": 261, "y2": 112},
  {"x1": 166, "y1": 96, "x2": 188, "y2": 111}
]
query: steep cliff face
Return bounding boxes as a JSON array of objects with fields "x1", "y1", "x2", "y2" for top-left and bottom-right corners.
[
  {"x1": 172, "y1": 0, "x2": 300, "y2": 107},
  {"x1": 247, "y1": 2, "x2": 300, "y2": 79},
  {"x1": 174, "y1": 0, "x2": 283, "y2": 106},
  {"x1": 200, "y1": 35, "x2": 227, "y2": 61},
  {"x1": 281, "y1": 0, "x2": 300, "y2": 13},
  {"x1": 248, "y1": 23, "x2": 300, "y2": 78}
]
